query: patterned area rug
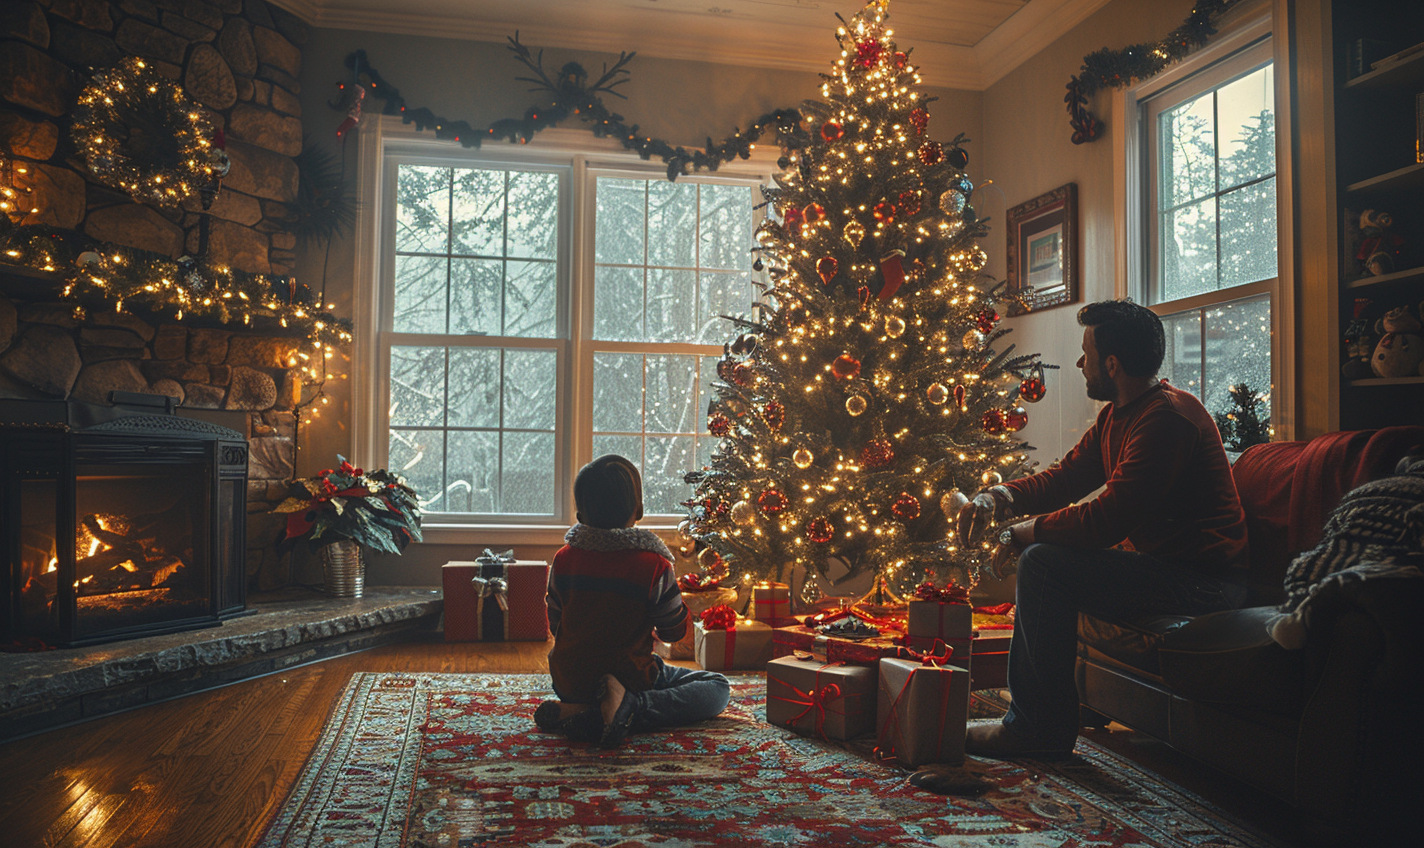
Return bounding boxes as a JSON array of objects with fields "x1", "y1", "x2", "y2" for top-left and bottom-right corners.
[{"x1": 258, "y1": 672, "x2": 1287, "y2": 847}]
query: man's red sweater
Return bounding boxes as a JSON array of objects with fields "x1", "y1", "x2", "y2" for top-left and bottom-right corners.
[{"x1": 1002, "y1": 380, "x2": 1249, "y2": 574}]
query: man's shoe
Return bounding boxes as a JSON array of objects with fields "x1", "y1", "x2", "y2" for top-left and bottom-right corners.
[
  {"x1": 559, "y1": 706, "x2": 604, "y2": 743},
  {"x1": 965, "y1": 722, "x2": 1073, "y2": 760},
  {"x1": 533, "y1": 700, "x2": 563, "y2": 732}
]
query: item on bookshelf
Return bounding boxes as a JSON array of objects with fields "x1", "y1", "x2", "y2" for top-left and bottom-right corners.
[
  {"x1": 1356, "y1": 209, "x2": 1405, "y2": 277},
  {"x1": 1369, "y1": 302, "x2": 1424, "y2": 378},
  {"x1": 1348, "y1": 36, "x2": 1399, "y2": 79},
  {"x1": 1343, "y1": 297, "x2": 1376, "y2": 379},
  {"x1": 1370, "y1": 41, "x2": 1424, "y2": 73}
]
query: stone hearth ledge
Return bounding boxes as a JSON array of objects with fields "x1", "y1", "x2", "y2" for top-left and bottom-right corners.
[{"x1": 0, "y1": 587, "x2": 443, "y2": 738}]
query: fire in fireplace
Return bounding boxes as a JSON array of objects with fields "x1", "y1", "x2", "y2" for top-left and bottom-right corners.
[{"x1": 3, "y1": 395, "x2": 248, "y2": 647}]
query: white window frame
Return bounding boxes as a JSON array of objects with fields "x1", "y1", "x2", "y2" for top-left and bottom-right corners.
[
  {"x1": 1112, "y1": 0, "x2": 1296, "y2": 438},
  {"x1": 350, "y1": 116, "x2": 776, "y2": 544}
]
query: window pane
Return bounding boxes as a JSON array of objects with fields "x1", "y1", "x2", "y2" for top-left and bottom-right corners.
[
  {"x1": 505, "y1": 259, "x2": 556, "y2": 338},
  {"x1": 502, "y1": 432, "x2": 555, "y2": 514},
  {"x1": 647, "y1": 180, "x2": 697, "y2": 267},
  {"x1": 450, "y1": 168, "x2": 504, "y2": 257},
  {"x1": 1162, "y1": 198, "x2": 1218, "y2": 301},
  {"x1": 448, "y1": 348, "x2": 500, "y2": 427},
  {"x1": 698, "y1": 355, "x2": 720, "y2": 422},
  {"x1": 1159, "y1": 311, "x2": 1201, "y2": 396},
  {"x1": 594, "y1": 265, "x2": 644, "y2": 342},
  {"x1": 504, "y1": 349, "x2": 557, "y2": 430},
  {"x1": 396, "y1": 165, "x2": 449, "y2": 253},
  {"x1": 445, "y1": 430, "x2": 498, "y2": 513},
  {"x1": 593, "y1": 353, "x2": 643, "y2": 433},
  {"x1": 390, "y1": 428, "x2": 444, "y2": 509},
  {"x1": 393, "y1": 255, "x2": 447, "y2": 334},
  {"x1": 592, "y1": 434, "x2": 643, "y2": 467},
  {"x1": 449, "y1": 257, "x2": 501, "y2": 336},
  {"x1": 699, "y1": 184, "x2": 753, "y2": 270},
  {"x1": 1218, "y1": 178, "x2": 1276, "y2": 287},
  {"x1": 390, "y1": 346, "x2": 445, "y2": 426},
  {"x1": 699, "y1": 271, "x2": 751, "y2": 344},
  {"x1": 647, "y1": 268, "x2": 696, "y2": 343},
  {"x1": 645, "y1": 354, "x2": 699, "y2": 434},
  {"x1": 1203, "y1": 295, "x2": 1272, "y2": 418},
  {"x1": 1218, "y1": 65, "x2": 1274, "y2": 190},
  {"x1": 507, "y1": 171, "x2": 559, "y2": 259},
  {"x1": 595, "y1": 178, "x2": 645, "y2": 265},
  {"x1": 1159, "y1": 94, "x2": 1215, "y2": 210},
  {"x1": 696, "y1": 435, "x2": 716, "y2": 474},
  {"x1": 645, "y1": 435, "x2": 696, "y2": 514}
]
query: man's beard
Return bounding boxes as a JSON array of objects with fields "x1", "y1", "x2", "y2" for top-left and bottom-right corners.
[{"x1": 1084, "y1": 369, "x2": 1115, "y2": 403}]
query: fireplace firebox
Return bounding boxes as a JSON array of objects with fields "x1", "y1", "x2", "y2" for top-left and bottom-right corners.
[{"x1": 2, "y1": 396, "x2": 248, "y2": 647}]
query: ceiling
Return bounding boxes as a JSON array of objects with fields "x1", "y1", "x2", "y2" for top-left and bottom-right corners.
[{"x1": 270, "y1": 0, "x2": 1113, "y2": 90}]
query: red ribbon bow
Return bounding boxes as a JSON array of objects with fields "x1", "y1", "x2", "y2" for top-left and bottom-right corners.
[
  {"x1": 913, "y1": 579, "x2": 970, "y2": 605},
  {"x1": 899, "y1": 638, "x2": 954, "y2": 666},
  {"x1": 785, "y1": 681, "x2": 843, "y2": 737},
  {"x1": 700, "y1": 604, "x2": 737, "y2": 631}
]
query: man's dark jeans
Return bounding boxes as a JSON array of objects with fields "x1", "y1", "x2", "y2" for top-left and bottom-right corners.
[{"x1": 1002, "y1": 543, "x2": 1247, "y2": 751}]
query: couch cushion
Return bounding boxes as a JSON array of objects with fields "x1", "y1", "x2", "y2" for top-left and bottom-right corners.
[
  {"x1": 1157, "y1": 606, "x2": 1308, "y2": 715},
  {"x1": 1077, "y1": 613, "x2": 1191, "y2": 676}
]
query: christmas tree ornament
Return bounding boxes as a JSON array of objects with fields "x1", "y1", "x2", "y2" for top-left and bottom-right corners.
[
  {"x1": 677, "y1": 520, "x2": 694, "y2": 540},
  {"x1": 716, "y1": 359, "x2": 735, "y2": 383},
  {"x1": 892, "y1": 492, "x2": 921, "y2": 521},
  {"x1": 792, "y1": 447, "x2": 814, "y2": 469},
  {"x1": 731, "y1": 499, "x2": 757, "y2": 525},
  {"x1": 698, "y1": 546, "x2": 724, "y2": 569},
  {"x1": 884, "y1": 315, "x2": 906, "y2": 338},
  {"x1": 976, "y1": 306, "x2": 999, "y2": 333},
  {"x1": 873, "y1": 201, "x2": 896, "y2": 223},
  {"x1": 799, "y1": 568, "x2": 826, "y2": 605},
  {"x1": 1019, "y1": 365, "x2": 1047, "y2": 402},
  {"x1": 752, "y1": 257, "x2": 765, "y2": 271},
  {"x1": 953, "y1": 384, "x2": 967, "y2": 408},
  {"x1": 981, "y1": 470, "x2": 1004, "y2": 486},
  {"x1": 716, "y1": 499, "x2": 731, "y2": 518},
  {"x1": 758, "y1": 488, "x2": 789, "y2": 515},
  {"x1": 805, "y1": 516, "x2": 834, "y2": 544},
  {"x1": 962, "y1": 329, "x2": 985, "y2": 350},
  {"x1": 861, "y1": 438, "x2": 895, "y2": 468},
  {"x1": 845, "y1": 393, "x2": 868, "y2": 416},
  {"x1": 949, "y1": 246, "x2": 989, "y2": 275},
  {"x1": 926, "y1": 382, "x2": 949, "y2": 405},
  {"x1": 821, "y1": 120, "x2": 845, "y2": 141},
  {"x1": 939, "y1": 189, "x2": 967, "y2": 217},
  {"x1": 731, "y1": 332, "x2": 761, "y2": 355},
  {"x1": 832, "y1": 354, "x2": 862, "y2": 380},
  {"x1": 941, "y1": 489, "x2": 966, "y2": 519},
  {"x1": 909, "y1": 108, "x2": 930, "y2": 134},
  {"x1": 76, "y1": 251, "x2": 101, "y2": 269},
  {"x1": 858, "y1": 286, "x2": 873, "y2": 308},
  {"x1": 947, "y1": 145, "x2": 970, "y2": 169},
  {"x1": 762, "y1": 399, "x2": 786, "y2": 431},
  {"x1": 1005, "y1": 406, "x2": 1029, "y2": 431},
  {"x1": 917, "y1": 141, "x2": 944, "y2": 166},
  {"x1": 843, "y1": 220, "x2": 866, "y2": 248},
  {"x1": 708, "y1": 412, "x2": 732, "y2": 437},
  {"x1": 855, "y1": 38, "x2": 884, "y2": 67},
  {"x1": 732, "y1": 361, "x2": 754, "y2": 386},
  {"x1": 981, "y1": 408, "x2": 1008, "y2": 435},
  {"x1": 782, "y1": 205, "x2": 803, "y2": 229},
  {"x1": 878, "y1": 249, "x2": 906, "y2": 300},
  {"x1": 898, "y1": 190, "x2": 921, "y2": 215},
  {"x1": 817, "y1": 256, "x2": 839, "y2": 284},
  {"x1": 893, "y1": 51, "x2": 909, "y2": 69},
  {"x1": 803, "y1": 202, "x2": 827, "y2": 225}
]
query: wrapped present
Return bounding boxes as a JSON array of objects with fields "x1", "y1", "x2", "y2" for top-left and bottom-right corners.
[
  {"x1": 966, "y1": 628, "x2": 1012, "y2": 690},
  {"x1": 766, "y1": 655, "x2": 877, "y2": 740},
  {"x1": 876, "y1": 649, "x2": 971, "y2": 767},
  {"x1": 694, "y1": 616, "x2": 773, "y2": 670},
  {"x1": 656, "y1": 585, "x2": 739, "y2": 660},
  {"x1": 905, "y1": 598, "x2": 973, "y2": 656},
  {"x1": 442, "y1": 551, "x2": 549, "y2": 641},
  {"x1": 772, "y1": 624, "x2": 910, "y2": 666},
  {"x1": 751, "y1": 580, "x2": 791, "y2": 626}
]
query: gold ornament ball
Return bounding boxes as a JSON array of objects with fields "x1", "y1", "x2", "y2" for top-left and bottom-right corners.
[
  {"x1": 981, "y1": 469, "x2": 1003, "y2": 486},
  {"x1": 940, "y1": 489, "x2": 962, "y2": 518},
  {"x1": 697, "y1": 546, "x2": 723, "y2": 569},
  {"x1": 884, "y1": 315, "x2": 906, "y2": 338},
  {"x1": 962, "y1": 329, "x2": 985, "y2": 350},
  {"x1": 731, "y1": 499, "x2": 757, "y2": 526},
  {"x1": 846, "y1": 394, "x2": 868, "y2": 416},
  {"x1": 843, "y1": 220, "x2": 866, "y2": 248},
  {"x1": 926, "y1": 382, "x2": 949, "y2": 405},
  {"x1": 792, "y1": 447, "x2": 814, "y2": 469}
]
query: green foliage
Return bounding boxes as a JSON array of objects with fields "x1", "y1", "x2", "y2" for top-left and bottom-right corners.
[
  {"x1": 1214, "y1": 383, "x2": 1271, "y2": 452},
  {"x1": 292, "y1": 141, "x2": 357, "y2": 246},
  {"x1": 276, "y1": 457, "x2": 423, "y2": 554}
]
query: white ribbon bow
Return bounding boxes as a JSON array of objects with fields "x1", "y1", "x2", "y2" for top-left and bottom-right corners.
[{"x1": 471, "y1": 575, "x2": 509, "y2": 611}]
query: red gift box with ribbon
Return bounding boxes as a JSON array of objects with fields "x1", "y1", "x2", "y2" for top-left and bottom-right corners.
[
  {"x1": 771, "y1": 624, "x2": 910, "y2": 666},
  {"x1": 905, "y1": 599, "x2": 973, "y2": 656},
  {"x1": 441, "y1": 557, "x2": 550, "y2": 642},
  {"x1": 751, "y1": 581, "x2": 791, "y2": 626},
  {"x1": 875, "y1": 643, "x2": 971, "y2": 767},
  {"x1": 693, "y1": 614, "x2": 773, "y2": 670},
  {"x1": 766, "y1": 655, "x2": 877, "y2": 740},
  {"x1": 656, "y1": 586, "x2": 739, "y2": 660}
]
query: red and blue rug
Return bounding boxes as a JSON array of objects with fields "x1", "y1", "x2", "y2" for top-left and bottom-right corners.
[{"x1": 258, "y1": 672, "x2": 1286, "y2": 847}]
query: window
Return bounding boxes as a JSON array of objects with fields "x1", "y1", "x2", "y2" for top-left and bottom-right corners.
[
  {"x1": 1136, "y1": 34, "x2": 1278, "y2": 427},
  {"x1": 368, "y1": 132, "x2": 769, "y2": 530}
]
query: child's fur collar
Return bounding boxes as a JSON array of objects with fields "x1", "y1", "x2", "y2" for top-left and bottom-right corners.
[{"x1": 564, "y1": 524, "x2": 674, "y2": 563}]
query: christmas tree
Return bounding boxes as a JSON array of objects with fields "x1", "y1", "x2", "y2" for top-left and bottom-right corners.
[
  {"x1": 1213, "y1": 383, "x2": 1271, "y2": 453},
  {"x1": 682, "y1": 0, "x2": 1052, "y2": 602}
]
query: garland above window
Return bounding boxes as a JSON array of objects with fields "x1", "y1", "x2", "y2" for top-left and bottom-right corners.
[
  {"x1": 1065, "y1": 0, "x2": 1245, "y2": 144},
  {"x1": 331, "y1": 35, "x2": 813, "y2": 180}
]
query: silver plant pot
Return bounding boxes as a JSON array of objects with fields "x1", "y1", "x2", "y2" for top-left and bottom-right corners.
[{"x1": 321, "y1": 539, "x2": 365, "y2": 598}]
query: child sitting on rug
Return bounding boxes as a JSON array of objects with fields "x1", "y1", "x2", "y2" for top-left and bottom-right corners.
[{"x1": 535, "y1": 454, "x2": 731, "y2": 747}]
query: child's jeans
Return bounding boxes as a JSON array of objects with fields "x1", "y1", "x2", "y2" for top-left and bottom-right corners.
[{"x1": 631, "y1": 656, "x2": 731, "y2": 729}]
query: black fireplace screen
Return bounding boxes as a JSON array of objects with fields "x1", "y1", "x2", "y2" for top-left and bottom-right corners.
[{"x1": 3, "y1": 400, "x2": 248, "y2": 647}]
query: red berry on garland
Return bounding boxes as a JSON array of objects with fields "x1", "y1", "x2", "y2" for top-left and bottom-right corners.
[
  {"x1": 873, "y1": 201, "x2": 896, "y2": 223},
  {"x1": 762, "y1": 400, "x2": 785, "y2": 431},
  {"x1": 909, "y1": 108, "x2": 929, "y2": 134},
  {"x1": 1019, "y1": 375, "x2": 1047, "y2": 403},
  {"x1": 805, "y1": 516, "x2": 834, "y2": 544},
  {"x1": 898, "y1": 191, "x2": 921, "y2": 215},
  {"x1": 758, "y1": 488, "x2": 789, "y2": 515},
  {"x1": 892, "y1": 493, "x2": 921, "y2": 521},
  {"x1": 947, "y1": 146, "x2": 970, "y2": 169},
  {"x1": 917, "y1": 141, "x2": 944, "y2": 166},
  {"x1": 821, "y1": 120, "x2": 844, "y2": 141},
  {"x1": 831, "y1": 354, "x2": 861, "y2": 380},
  {"x1": 976, "y1": 307, "x2": 999, "y2": 333},
  {"x1": 803, "y1": 202, "x2": 826, "y2": 225},
  {"x1": 855, "y1": 39, "x2": 884, "y2": 67},
  {"x1": 981, "y1": 408, "x2": 1008, "y2": 435},
  {"x1": 861, "y1": 438, "x2": 895, "y2": 468},
  {"x1": 817, "y1": 256, "x2": 839, "y2": 285},
  {"x1": 708, "y1": 412, "x2": 731, "y2": 437},
  {"x1": 1005, "y1": 406, "x2": 1029, "y2": 432}
]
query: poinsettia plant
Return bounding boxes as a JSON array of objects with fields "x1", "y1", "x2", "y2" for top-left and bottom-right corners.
[{"x1": 274, "y1": 456, "x2": 423, "y2": 554}]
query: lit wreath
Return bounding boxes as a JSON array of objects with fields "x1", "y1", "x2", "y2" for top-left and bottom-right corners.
[{"x1": 71, "y1": 56, "x2": 230, "y2": 208}]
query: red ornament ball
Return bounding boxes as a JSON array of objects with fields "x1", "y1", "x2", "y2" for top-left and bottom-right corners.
[
  {"x1": 976, "y1": 307, "x2": 999, "y2": 333},
  {"x1": 757, "y1": 488, "x2": 789, "y2": 515},
  {"x1": 909, "y1": 108, "x2": 930, "y2": 134},
  {"x1": 953, "y1": 384, "x2": 967, "y2": 408},
  {"x1": 873, "y1": 201, "x2": 896, "y2": 223},
  {"x1": 782, "y1": 205, "x2": 803, "y2": 229},
  {"x1": 831, "y1": 353, "x2": 861, "y2": 380},
  {"x1": 892, "y1": 493, "x2": 921, "y2": 521},
  {"x1": 1019, "y1": 376, "x2": 1047, "y2": 403},
  {"x1": 981, "y1": 408, "x2": 1008, "y2": 435},
  {"x1": 861, "y1": 438, "x2": 895, "y2": 468},
  {"x1": 816, "y1": 255, "x2": 839, "y2": 284},
  {"x1": 805, "y1": 516, "x2": 834, "y2": 544},
  {"x1": 708, "y1": 412, "x2": 731, "y2": 437},
  {"x1": 893, "y1": 51, "x2": 909, "y2": 69},
  {"x1": 917, "y1": 141, "x2": 944, "y2": 166},
  {"x1": 762, "y1": 399, "x2": 785, "y2": 431},
  {"x1": 731, "y1": 361, "x2": 754, "y2": 386},
  {"x1": 854, "y1": 39, "x2": 884, "y2": 67},
  {"x1": 898, "y1": 190, "x2": 921, "y2": 215},
  {"x1": 803, "y1": 202, "x2": 826, "y2": 225},
  {"x1": 821, "y1": 121, "x2": 844, "y2": 142},
  {"x1": 1005, "y1": 406, "x2": 1029, "y2": 432}
]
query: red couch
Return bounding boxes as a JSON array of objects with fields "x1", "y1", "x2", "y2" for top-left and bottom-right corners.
[{"x1": 1074, "y1": 426, "x2": 1424, "y2": 844}]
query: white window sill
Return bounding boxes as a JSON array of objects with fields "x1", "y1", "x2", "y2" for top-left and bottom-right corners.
[{"x1": 417, "y1": 522, "x2": 685, "y2": 547}]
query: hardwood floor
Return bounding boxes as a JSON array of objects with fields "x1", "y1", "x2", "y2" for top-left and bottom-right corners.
[{"x1": 0, "y1": 638, "x2": 1305, "y2": 847}]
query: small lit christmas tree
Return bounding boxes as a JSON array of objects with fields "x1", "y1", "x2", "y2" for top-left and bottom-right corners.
[
  {"x1": 682, "y1": 0, "x2": 1052, "y2": 601},
  {"x1": 1213, "y1": 383, "x2": 1271, "y2": 453}
]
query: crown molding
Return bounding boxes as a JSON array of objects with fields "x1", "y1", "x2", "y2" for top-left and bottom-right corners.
[{"x1": 973, "y1": 0, "x2": 1115, "y2": 89}]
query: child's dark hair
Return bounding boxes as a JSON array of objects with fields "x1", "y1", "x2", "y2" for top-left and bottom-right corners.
[
  {"x1": 574, "y1": 455, "x2": 643, "y2": 529},
  {"x1": 1077, "y1": 299, "x2": 1166, "y2": 378}
]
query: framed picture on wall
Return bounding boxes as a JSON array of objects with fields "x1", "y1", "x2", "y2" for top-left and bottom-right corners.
[{"x1": 1005, "y1": 183, "x2": 1078, "y2": 316}]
